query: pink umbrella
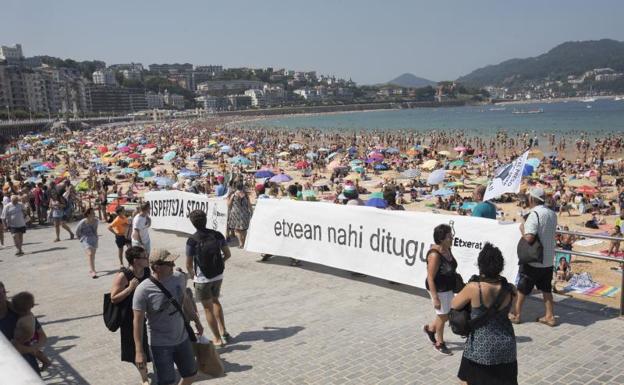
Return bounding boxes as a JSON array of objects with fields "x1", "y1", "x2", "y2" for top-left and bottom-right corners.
[
  {"x1": 119, "y1": 146, "x2": 131, "y2": 153},
  {"x1": 367, "y1": 152, "x2": 384, "y2": 161},
  {"x1": 42, "y1": 162, "x2": 56, "y2": 168}
]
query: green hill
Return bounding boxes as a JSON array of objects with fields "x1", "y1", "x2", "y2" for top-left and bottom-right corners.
[{"x1": 457, "y1": 39, "x2": 624, "y2": 87}]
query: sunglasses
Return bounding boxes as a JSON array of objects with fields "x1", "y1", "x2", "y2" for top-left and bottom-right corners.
[{"x1": 155, "y1": 261, "x2": 175, "y2": 267}]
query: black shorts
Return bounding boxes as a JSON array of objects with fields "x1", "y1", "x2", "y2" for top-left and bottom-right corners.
[
  {"x1": 115, "y1": 235, "x2": 129, "y2": 249},
  {"x1": 517, "y1": 264, "x2": 553, "y2": 295},
  {"x1": 9, "y1": 226, "x2": 26, "y2": 234}
]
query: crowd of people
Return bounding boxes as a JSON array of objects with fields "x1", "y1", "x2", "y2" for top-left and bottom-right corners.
[{"x1": 1, "y1": 116, "x2": 623, "y2": 384}]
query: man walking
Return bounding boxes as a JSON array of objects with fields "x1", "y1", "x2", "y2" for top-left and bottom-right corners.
[
  {"x1": 509, "y1": 187, "x2": 558, "y2": 326},
  {"x1": 186, "y1": 210, "x2": 232, "y2": 347},
  {"x1": 133, "y1": 249, "x2": 203, "y2": 385},
  {"x1": 2, "y1": 195, "x2": 27, "y2": 255}
]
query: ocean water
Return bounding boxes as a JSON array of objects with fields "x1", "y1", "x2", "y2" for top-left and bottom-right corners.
[{"x1": 247, "y1": 99, "x2": 624, "y2": 137}]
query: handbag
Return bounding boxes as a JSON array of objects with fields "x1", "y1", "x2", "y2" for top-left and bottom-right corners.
[
  {"x1": 517, "y1": 211, "x2": 544, "y2": 265},
  {"x1": 448, "y1": 280, "x2": 510, "y2": 337},
  {"x1": 453, "y1": 273, "x2": 465, "y2": 293},
  {"x1": 148, "y1": 277, "x2": 198, "y2": 343},
  {"x1": 193, "y1": 335, "x2": 225, "y2": 377},
  {"x1": 102, "y1": 293, "x2": 126, "y2": 332}
]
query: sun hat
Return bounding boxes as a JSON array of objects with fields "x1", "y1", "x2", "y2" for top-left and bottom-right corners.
[
  {"x1": 529, "y1": 187, "x2": 545, "y2": 202},
  {"x1": 149, "y1": 248, "x2": 179, "y2": 265}
]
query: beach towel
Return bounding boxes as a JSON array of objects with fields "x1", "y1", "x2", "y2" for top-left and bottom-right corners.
[
  {"x1": 573, "y1": 238, "x2": 604, "y2": 247},
  {"x1": 563, "y1": 272, "x2": 620, "y2": 298}
]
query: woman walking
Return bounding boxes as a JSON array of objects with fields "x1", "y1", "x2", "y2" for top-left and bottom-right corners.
[
  {"x1": 49, "y1": 190, "x2": 74, "y2": 242},
  {"x1": 76, "y1": 208, "x2": 99, "y2": 278},
  {"x1": 227, "y1": 182, "x2": 252, "y2": 248},
  {"x1": 109, "y1": 246, "x2": 151, "y2": 385},
  {"x1": 423, "y1": 223, "x2": 459, "y2": 355},
  {"x1": 452, "y1": 243, "x2": 518, "y2": 385}
]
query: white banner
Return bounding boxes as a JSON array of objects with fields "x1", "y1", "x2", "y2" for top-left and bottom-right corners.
[
  {"x1": 145, "y1": 191, "x2": 228, "y2": 235},
  {"x1": 483, "y1": 150, "x2": 529, "y2": 201},
  {"x1": 245, "y1": 199, "x2": 521, "y2": 289}
]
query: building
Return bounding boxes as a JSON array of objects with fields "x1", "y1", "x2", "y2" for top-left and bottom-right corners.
[
  {"x1": 148, "y1": 63, "x2": 193, "y2": 74},
  {"x1": 196, "y1": 80, "x2": 264, "y2": 96},
  {"x1": 195, "y1": 95, "x2": 228, "y2": 111},
  {"x1": 23, "y1": 71, "x2": 48, "y2": 114},
  {"x1": 86, "y1": 85, "x2": 132, "y2": 114},
  {"x1": 293, "y1": 88, "x2": 319, "y2": 101},
  {"x1": 226, "y1": 95, "x2": 252, "y2": 110},
  {"x1": 122, "y1": 69, "x2": 142, "y2": 81},
  {"x1": 0, "y1": 44, "x2": 24, "y2": 65},
  {"x1": 163, "y1": 90, "x2": 185, "y2": 109},
  {"x1": 263, "y1": 85, "x2": 286, "y2": 106},
  {"x1": 596, "y1": 73, "x2": 622, "y2": 82},
  {"x1": 92, "y1": 70, "x2": 117, "y2": 86},
  {"x1": 244, "y1": 89, "x2": 266, "y2": 107},
  {"x1": 109, "y1": 63, "x2": 144, "y2": 72},
  {"x1": 145, "y1": 92, "x2": 164, "y2": 109},
  {"x1": 128, "y1": 88, "x2": 147, "y2": 111},
  {"x1": 195, "y1": 65, "x2": 223, "y2": 76}
]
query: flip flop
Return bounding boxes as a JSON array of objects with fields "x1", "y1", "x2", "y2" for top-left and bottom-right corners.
[
  {"x1": 536, "y1": 317, "x2": 557, "y2": 327},
  {"x1": 508, "y1": 314, "x2": 521, "y2": 324}
]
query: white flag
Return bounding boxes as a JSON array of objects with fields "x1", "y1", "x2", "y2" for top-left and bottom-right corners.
[{"x1": 483, "y1": 150, "x2": 529, "y2": 201}]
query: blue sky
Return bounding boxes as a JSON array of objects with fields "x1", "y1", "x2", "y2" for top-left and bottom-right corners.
[{"x1": 2, "y1": 0, "x2": 624, "y2": 84}]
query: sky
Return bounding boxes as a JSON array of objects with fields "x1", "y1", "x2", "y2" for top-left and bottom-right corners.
[{"x1": 2, "y1": 0, "x2": 624, "y2": 84}]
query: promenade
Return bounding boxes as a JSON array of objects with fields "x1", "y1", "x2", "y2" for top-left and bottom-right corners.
[{"x1": 1, "y1": 225, "x2": 623, "y2": 385}]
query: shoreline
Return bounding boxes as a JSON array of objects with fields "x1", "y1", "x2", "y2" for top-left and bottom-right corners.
[{"x1": 494, "y1": 95, "x2": 622, "y2": 105}]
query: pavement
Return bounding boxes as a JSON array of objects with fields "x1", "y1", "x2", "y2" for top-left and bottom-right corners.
[{"x1": 1, "y1": 223, "x2": 623, "y2": 385}]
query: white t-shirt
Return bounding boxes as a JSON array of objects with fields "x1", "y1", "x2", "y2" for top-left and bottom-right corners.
[{"x1": 132, "y1": 214, "x2": 151, "y2": 244}]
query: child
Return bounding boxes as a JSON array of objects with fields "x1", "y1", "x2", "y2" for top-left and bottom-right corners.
[
  {"x1": 556, "y1": 257, "x2": 572, "y2": 281},
  {"x1": 607, "y1": 225, "x2": 622, "y2": 256},
  {"x1": 11, "y1": 292, "x2": 52, "y2": 372}
]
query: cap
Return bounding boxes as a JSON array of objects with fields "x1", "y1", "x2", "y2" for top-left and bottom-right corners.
[
  {"x1": 149, "y1": 248, "x2": 179, "y2": 265},
  {"x1": 529, "y1": 187, "x2": 545, "y2": 202}
]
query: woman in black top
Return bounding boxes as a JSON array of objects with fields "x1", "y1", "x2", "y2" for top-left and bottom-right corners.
[
  {"x1": 423, "y1": 224, "x2": 459, "y2": 356},
  {"x1": 110, "y1": 246, "x2": 151, "y2": 385}
]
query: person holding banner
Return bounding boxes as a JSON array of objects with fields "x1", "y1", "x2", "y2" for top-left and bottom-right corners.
[{"x1": 423, "y1": 223, "x2": 459, "y2": 356}]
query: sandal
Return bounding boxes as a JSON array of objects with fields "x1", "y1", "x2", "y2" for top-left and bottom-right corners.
[
  {"x1": 508, "y1": 314, "x2": 522, "y2": 324},
  {"x1": 536, "y1": 317, "x2": 557, "y2": 327},
  {"x1": 89, "y1": 271, "x2": 98, "y2": 279}
]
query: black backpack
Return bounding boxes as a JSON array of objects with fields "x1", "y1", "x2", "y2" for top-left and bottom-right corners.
[{"x1": 191, "y1": 230, "x2": 225, "y2": 279}]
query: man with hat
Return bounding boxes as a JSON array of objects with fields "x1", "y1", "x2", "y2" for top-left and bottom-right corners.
[
  {"x1": 509, "y1": 187, "x2": 558, "y2": 326},
  {"x1": 133, "y1": 249, "x2": 203, "y2": 385}
]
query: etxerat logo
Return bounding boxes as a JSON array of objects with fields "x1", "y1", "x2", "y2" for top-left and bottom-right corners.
[{"x1": 453, "y1": 237, "x2": 484, "y2": 250}]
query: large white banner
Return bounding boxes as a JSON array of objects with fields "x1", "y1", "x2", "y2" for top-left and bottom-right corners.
[
  {"x1": 145, "y1": 191, "x2": 228, "y2": 235},
  {"x1": 484, "y1": 150, "x2": 529, "y2": 201},
  {"x1": 246, "y1": 199, "x2": 521, "y2": 289}
]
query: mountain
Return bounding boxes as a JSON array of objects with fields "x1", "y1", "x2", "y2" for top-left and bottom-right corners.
[
  {"x1": 457, "y1": 39, "x2": 624, "y2": 87},
  {"x1": 387, "y1": 73, "x2": 437, "y2": 88}
]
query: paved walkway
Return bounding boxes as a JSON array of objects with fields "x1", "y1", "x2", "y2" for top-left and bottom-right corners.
[{"x1": 1, "y1": 224, "x2": 623, "y2": 385}]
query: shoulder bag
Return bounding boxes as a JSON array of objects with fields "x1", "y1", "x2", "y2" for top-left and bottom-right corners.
[
  {"x1": 517, "y1": 211, "x2": 544, "y2": 265},
  {"x1": 102, "y1": 269, "x2": 135, "y2": 332},
  {"x1": 148, "y1": 277, "x2": 198, "y2": 343},
  {"x1": 448, "y1": 280, "x2": 510, "y2": 337}
]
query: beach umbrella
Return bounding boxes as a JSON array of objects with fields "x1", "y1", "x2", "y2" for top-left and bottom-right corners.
[
  {"x1": 446, "y1": 181, "x2": 464, "y2": 188},
  {"x1": 41, "y1": 138, "x2": 55, "y2": 145},
  {"x1": 179, "y1": 169, "x2": 199, "y2": 178},
  {"x1": 141, "y1": 147, "x2": 157, "y2": 155},
  {"x1": 400, "y1": 169, "x2": 421, "y2": 179},
  {"x1": 128, "y1": 153, "x2": 141, "y2": 159},
  {"x1": 121, "y1": 167, "x2": 136, "y2": 174},
  {"x1": 220, "y1": 145, "x2": 232, "y2": 153},
  {"x1": 526, "y1": 158, "x2": 540, "y2": 168},
  {"x1": 288, "y1": 143, "x2": 303, "y2": 150},
  {"x1": 295, "y1": 160, "x2": 310, "y2": 169},
  {"x1": 448, "y1": 159, "x2": 465, "y2": 169},
  {"x1": 33, "y1": 165, "x2": 50, "y2": 173},
  {"x1": 98, "y1": 146, "x2": 109, "y2": 153},
  {"x1": 584, "y1": 170, "x2": 598, "y2": 178},
  {"x1": 353, "y1": 166, "x2": 365, "y2": 173},
  {"x1": 155, "y1": 177, "x2": 175, "y2": 187},
  {"x1": 432, "y1": 188, "x2": 454, "y2": 197},
  {"x1": 385, "y1": 147, "x2": 400, "y2": 154},
  {"x1": 522, "y1": 164, "x2": 534, "y2": 177},
  {"x1": 367, "y1": 152, "x2": 384, "y2": 161},
  {"x1": 327, "y1": 152, "x2": 340, "y2": 160},
  {"x1": 374, "y1": 163, "x2": 389, "y2": 171},
  {"x1": 42, "y1": 162, "x2": 56, "y2": 169},
  {"x1": 366, "y1": 197, "x2": 388, "y2": 209},
  {"x1": 576, "y1": 185, "x2": 598, "y2": 195},
  {"x1": 567, "y1": 178, "x2": 595, "y2": 187},
  {"x1": 119, "y1": 146, "x2": 131, "y2": 153},
  {"x1": 229, "y1": 155, "x2": 252, "y2": 166},
  {"x1": 306, "y1": 152, "x2": 318, "y2": 159},
  {"x1": 270, "y1": 173, "x2": 292, "y2": 183},
  {"x1": 138, "y1": 170, "x2": 155, "y2": 178},
  {"x1": 454, "y1": 146, "x2": 467, "y2": 152},
  {"x1": 243, "y1": 147, "x2": 255, "y2": 155},
  {"x1": 255, "y1": 170, "x2": 275, "y2": 178},
  {"x1": 438, "y1": 150, "x2": 451, "y2": 157},
  {"x1": 427, "y1": 169, "x2": 446, "y2": 185},
  {"x1": 422, "y1": 159, "x2": 437, "y2": 170},
  {"x1": 163, "y1": 151, "x2": 176, "y2": 162},
  {"x1": 143, "y1": 143, "x2": 156, "y2": 149}
]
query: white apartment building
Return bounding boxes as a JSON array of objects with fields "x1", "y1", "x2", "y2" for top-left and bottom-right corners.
[
  {"x1": 244, "y1": 89, "x2": 266, "y2": 107},
  {"x1": 0, "y1": 44, "x2": 24, "y2": 65},
  {"x1": 294, "y1": 88, "x2": 319, "y2": 101},
  {"x1": 23, "y1": 72, "x2": 48, "y2": 114},
  {"x1": 92, "y1": 70, "x2": 117, "y2": 86}
]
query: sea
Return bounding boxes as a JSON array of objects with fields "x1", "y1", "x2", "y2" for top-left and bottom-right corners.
[{"x1": 245, "y1": 98, "x2": 624, "y2": 137}]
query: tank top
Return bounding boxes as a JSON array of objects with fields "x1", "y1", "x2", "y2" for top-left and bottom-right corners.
[{"x1": 425, "y1": 249, "x2": 457, "y2": 292}]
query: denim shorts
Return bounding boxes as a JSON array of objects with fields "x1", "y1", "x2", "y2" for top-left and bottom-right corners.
[{"x1": 150, "y1": 338, "x2": 197, "y2": 385}]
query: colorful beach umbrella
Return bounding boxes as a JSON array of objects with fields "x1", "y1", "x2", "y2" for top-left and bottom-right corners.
[
  {"x1": 427, "y1": 169, "x2": 446, "y2": 185},
  {"x1": 269, "y1": 174, "x2": 292, "y2": 183},
  {"x1": 229, "y1": 155, "x2": 252, "y2": 166},
  {"x1": 366, "y1": 197, "x2": 388, "y2": 208},
  {"x1": 138, "y1": 170, "x2": 155, "y2": 178},
  {"x1": 295, "y1": 160, "x2": 310, "y2": 169},
  {"x1": 163, "y1": 151, "x2": 176, "y2": 162},
  {"x1": 255, "y1": 170, "x2": 275, "y2": 178},
  {"x1": 448, "y1": 159, "x2": 465, "y2": 169}
]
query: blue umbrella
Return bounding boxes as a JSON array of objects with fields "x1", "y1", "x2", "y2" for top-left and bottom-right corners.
[
  {"x1": 270, "y1": 174, "x2": 292, "y2": 183},
  {"x1": 255, "y1": 170, "x2": 275, "y2": 178},
  {"x1": 163, "y1": 151, "x2": 176, "y2": 162},
  {"x1": 179, "y1": 170, "x2": 199, "y2": 178},
  {"x1": 33, "y1": 165, "x2": 50, "y2": 173},
  {"x1": 121, "y1": 167, "x2": 136, "y2": 174},
  {"x1": 220, "y1": 145, "x2": 232, "y2": 153},
  {"x1": 229, "y1": 155, "x2": 251, "y2": 166},
  {"x1": 432, "y1": 188, "x2": 454, "y2": 197},
  {"x1": 41, "y1": 138, "x2": 55, "y2": 145},
  {"x1": 522, "y1": 164, "x2": 534, "y2": 177},
  {"x1": 155, "y1": 177, "x2": 175, "y2": 187},
  {"x1": 348, "y1": 146, "x2": 358, "y2": 155},
  {"x1": 138, "y1": 170, "x2": 154, "y2": 178},
  {"x1": 366, "y1": 197, "x2": 388, "y2": 208},
  {"x1": 526, "y1": 158, "x2": 540, "y2": 168},
  {"x1": 385, "y1": 147, "x2": 400, "y2": 154},
  {"x1": 374, "y1": 163, "x2": 389, "y2": 171}
]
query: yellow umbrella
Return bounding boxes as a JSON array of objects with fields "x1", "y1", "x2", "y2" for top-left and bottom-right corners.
[
  {"x1": 243, "y1": 147, "x2": 255, "y2": 154},
  {"x1": 422, "y1": 159, "x2": 437, "y2": 170},
  {"x1": 344, "y1": 174, "x2": 360, "y2": 181}
]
